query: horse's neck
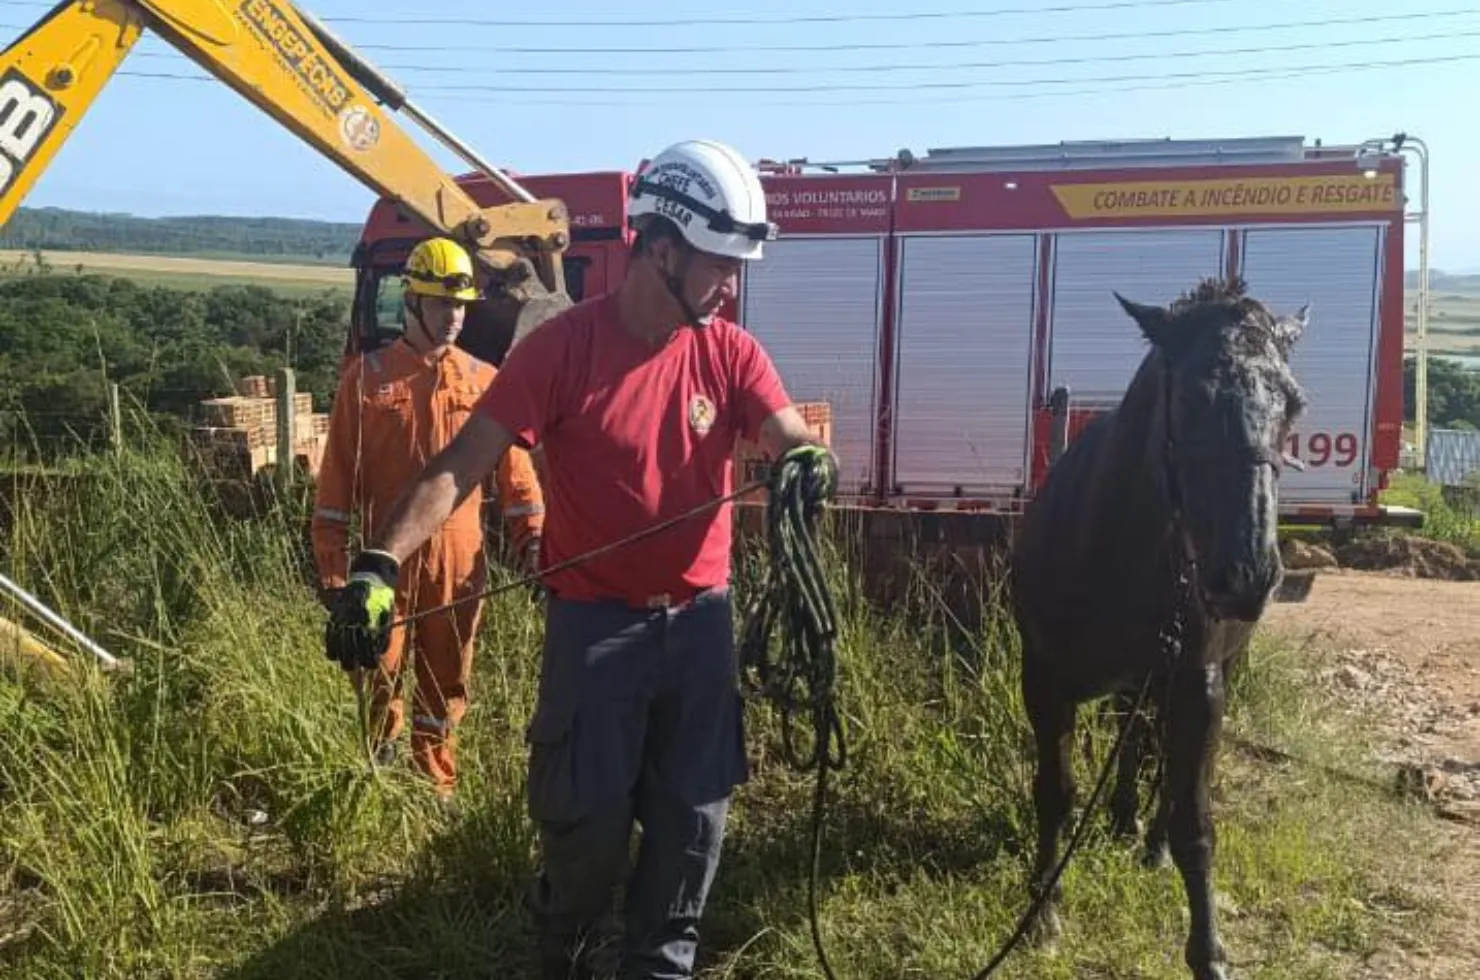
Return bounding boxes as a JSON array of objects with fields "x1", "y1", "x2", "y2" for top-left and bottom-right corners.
[{"x1": 1093, "y1": 357, "x2": 1175, "y2": 559}]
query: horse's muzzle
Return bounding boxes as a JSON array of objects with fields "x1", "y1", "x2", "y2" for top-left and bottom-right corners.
[{"x1": 1203, "y1": 560, "x2": 1279, "y2": 622}]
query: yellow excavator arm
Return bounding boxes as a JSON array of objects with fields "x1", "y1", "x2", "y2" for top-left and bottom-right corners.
[{"x1": 0, "y1": 0, "x2": 572, "y2": 334}]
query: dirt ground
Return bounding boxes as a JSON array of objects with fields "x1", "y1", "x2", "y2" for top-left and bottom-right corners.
[{"x1": 1262, "y1": 569, "x2": 1480, "y2": 979}]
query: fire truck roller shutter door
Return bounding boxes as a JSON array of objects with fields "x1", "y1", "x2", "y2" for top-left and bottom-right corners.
[
  {"x1": 1237, "y1": 225, "x2": 1383, "y2": 504},
  {"x1": 891, "y1": 232, "x2": 1039, "y2": 494},
  {"x1": 1047, "y1": 229, "x2": 1225, "y2": 405},
  {"x1": 738, "y1": 235, "x2": 885, "y2": 495}
]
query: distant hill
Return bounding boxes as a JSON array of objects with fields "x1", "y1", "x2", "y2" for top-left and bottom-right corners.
[
  {"x1": 1406, "y1": 269, "x2": 1480, "y2": 294},
  {"x1": 0, "y1": 206, "x2": 362, "y2": 264}
]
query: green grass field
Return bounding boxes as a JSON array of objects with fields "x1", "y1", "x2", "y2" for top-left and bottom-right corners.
[
  {"x1": 0, "y1": 414, "x2": 1457, "y2": 979},
  {"x1": 1408, "y1": 276, "x2": 1480, "y2": 356},
  {"x1": 0, "y1": 249, "x2": 354, "y2": 299}
]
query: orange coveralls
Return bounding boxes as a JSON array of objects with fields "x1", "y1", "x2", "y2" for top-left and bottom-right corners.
[{"x1": 311, "y1": 339, "x2": 544, "y2": 793}]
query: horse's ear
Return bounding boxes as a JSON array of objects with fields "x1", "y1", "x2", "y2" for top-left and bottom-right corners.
[
  {"x1": 1273, "y1": 303, "x2": 1309, "y2": 355},
  {"x1": 1114, "y1": 292, "x2": 1173, "y2": 347}
]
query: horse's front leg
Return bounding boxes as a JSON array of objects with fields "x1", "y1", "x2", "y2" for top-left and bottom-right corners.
[
  {"x1": 1023, "y1": 655, "x2": 1076, "y2": 946},
  {"x1": 1165, "y1": 661, "x2": 1231, "y2": 980}
]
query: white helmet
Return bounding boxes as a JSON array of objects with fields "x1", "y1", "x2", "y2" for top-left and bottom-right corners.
[{"x1": 628, "y1": 139, "x2": 777, "y2": 261}]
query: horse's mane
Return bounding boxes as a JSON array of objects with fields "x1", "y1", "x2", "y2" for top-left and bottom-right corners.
[
  {"x1": 1167, "y1": 274, "x2": 1248, "y2": 315},
  {"x1": 1162, "y1": 275, "x2": 1285, "y2": 358}
]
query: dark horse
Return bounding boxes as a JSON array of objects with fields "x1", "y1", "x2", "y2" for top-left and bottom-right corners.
[{"x1": 1009, "y1": 276, "x2": 1308, "y2": 980}]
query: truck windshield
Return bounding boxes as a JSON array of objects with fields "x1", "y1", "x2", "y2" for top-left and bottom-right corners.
[{"x1": 372, "y1": 272, "x2": 408, "y2": 338}]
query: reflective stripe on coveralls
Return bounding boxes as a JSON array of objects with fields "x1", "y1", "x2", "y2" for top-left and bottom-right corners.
[
  {"x1": 524, "y1": 588, "x2": 747, "y2": 979},
  {"x1": 311, "y1": 338, "x2": 544, "y2": 792}
]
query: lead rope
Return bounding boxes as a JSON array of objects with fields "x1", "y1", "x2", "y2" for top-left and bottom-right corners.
[
  {"x1": 738, "y1": 454, "x2": 1191, "y2": 980},
  {"x1": 384, "y1": 476, "x2": 771, "y2": 630},
  {"x1": 736, "y1": 455, "x2": 848, "y2": 979}
]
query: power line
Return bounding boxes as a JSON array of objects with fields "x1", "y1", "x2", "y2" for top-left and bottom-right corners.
[
  {"x1": 329, "y1": 7, "x2": 1480, "y2": 55},
  {"x1": 120, "y1": 24, "x2": 1480, "y2": 76},
  {"x1": 347, "y1": 0, "x2": 1241, "y2": 26},
  {"x1": 0, "y1": 0, "x2": 1249, "y2": 28},
  {"x1": 841, "y1": 51, "x2": 1480, "y2": 105},
  {"x1": 275, "y1": 47, "x2": 1480, "y2": 93},
  {"x1": 4, "y1": 7, "x2": 1478, "y2": 54},
  {"x1": 115, "y1": 51, "x2": 1480, "y2": 106}
]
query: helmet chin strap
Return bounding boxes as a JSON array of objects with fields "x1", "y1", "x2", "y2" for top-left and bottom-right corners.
[
  {"x1": 659, "y1": 247, "x2": 710, "y2": 331},
  {"x1": 404, "y1": 294, "x2": 439, "y2": 354}
]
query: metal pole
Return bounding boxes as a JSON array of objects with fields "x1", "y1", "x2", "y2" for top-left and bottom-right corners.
[
  {"x1": 0, "y1": 571, "x2": 120, "y2": 669},
  {"x1": 1406, "y1": 136, "x2": 1431, "y2": 471},
  {"x1": 276, "y1": 367, "x2": 297, "y2": 490},
  {"x1": 396, "y1": 101, "x2": 538, "y2": 205},
  {"x1": 294, "y1": 5, "x2": 537, "y2": 205},
  {"x1": 1369, "y1": 134, "x2": 1431, "y2": 471}
]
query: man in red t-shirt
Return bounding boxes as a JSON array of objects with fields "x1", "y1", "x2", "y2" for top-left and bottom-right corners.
[{"x1": 324, "y1": 138, "x2": 837, "y2": 980}]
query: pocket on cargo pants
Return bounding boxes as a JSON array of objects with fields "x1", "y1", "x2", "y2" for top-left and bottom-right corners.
[
  {"x1": 525, "y1": 597, "x2": 652, "y2": 825},
  {"x1": 526, "y1": 693, "x2": 581, "y2": 826}
]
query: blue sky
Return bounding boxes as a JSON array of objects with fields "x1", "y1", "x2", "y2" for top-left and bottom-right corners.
[{"x1": 9, "y1": 0, "x2": 1479, "y2": 271}]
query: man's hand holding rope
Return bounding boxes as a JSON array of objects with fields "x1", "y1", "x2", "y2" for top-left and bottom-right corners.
[
  {"x1": 781, "y1": 442, "x2": 839, "y2": 507},
  {"x1": 324, "y1": 549, "x2": 399, "y2": 671}
]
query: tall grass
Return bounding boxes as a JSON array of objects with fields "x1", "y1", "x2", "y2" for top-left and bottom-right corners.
[
  {"x1": 0, "y1": 418, "x2": 1449, "y2": 979},
  {"x1": 1380, "y1": 471, "x2": 1480, "y2": 553}
]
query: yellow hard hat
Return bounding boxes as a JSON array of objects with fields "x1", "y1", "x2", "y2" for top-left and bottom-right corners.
[{"x1": 403, "y1": 237, "x2": 480, "y2": 301}]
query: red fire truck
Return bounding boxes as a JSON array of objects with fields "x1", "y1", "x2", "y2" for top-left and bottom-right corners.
[{"x1": 350, "y1": 133, "x2": 1423, "y2": 532}]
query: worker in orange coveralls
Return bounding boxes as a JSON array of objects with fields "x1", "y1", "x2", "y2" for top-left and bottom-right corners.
[{"x1": 311, "y1": 236, "x2": 544, "y2": 797}]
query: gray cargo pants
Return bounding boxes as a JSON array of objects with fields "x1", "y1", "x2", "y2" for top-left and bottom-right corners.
[{"x1": 524, "y1": 586, "x2": 749, "y2": 980}]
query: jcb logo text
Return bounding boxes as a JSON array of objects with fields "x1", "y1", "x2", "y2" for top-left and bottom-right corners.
[{"x1": 0, "y1": 69, "x2": 61, "y2": 195}]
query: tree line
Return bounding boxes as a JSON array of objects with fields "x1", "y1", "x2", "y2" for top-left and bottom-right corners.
[
  {"x1": 0, "y1": 273, "x2": 348, "y2": 459},
  {"x1": 0, "y1": 207, "x2": 362, "y2": 263},
  {"x1": 1405, "y1": 353, "x2": 1480, "y2": 431}
]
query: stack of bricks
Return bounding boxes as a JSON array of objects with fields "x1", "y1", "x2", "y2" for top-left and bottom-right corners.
[
  {"x1": 238, "y1": 375, "x2": 271, "y2": 399},
  {"x1": 188, "y1": 375, "x2": 332, "y2": 479},
  {"x1": 294, "y1": 403, "x2": 332, "y2": 475}
]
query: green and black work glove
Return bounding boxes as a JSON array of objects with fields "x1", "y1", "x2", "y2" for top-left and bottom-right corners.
[
  {"x1": 782, "y1": 443, "x2": 839, "y2": 506},
  {"x1": 323, "y1": 549, "x2": 398, "y2": 671}
]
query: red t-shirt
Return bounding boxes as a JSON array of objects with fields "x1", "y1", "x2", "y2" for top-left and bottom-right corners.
[{"x1": 475, "y1": 292, "x2": 792, "y2": 605}]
